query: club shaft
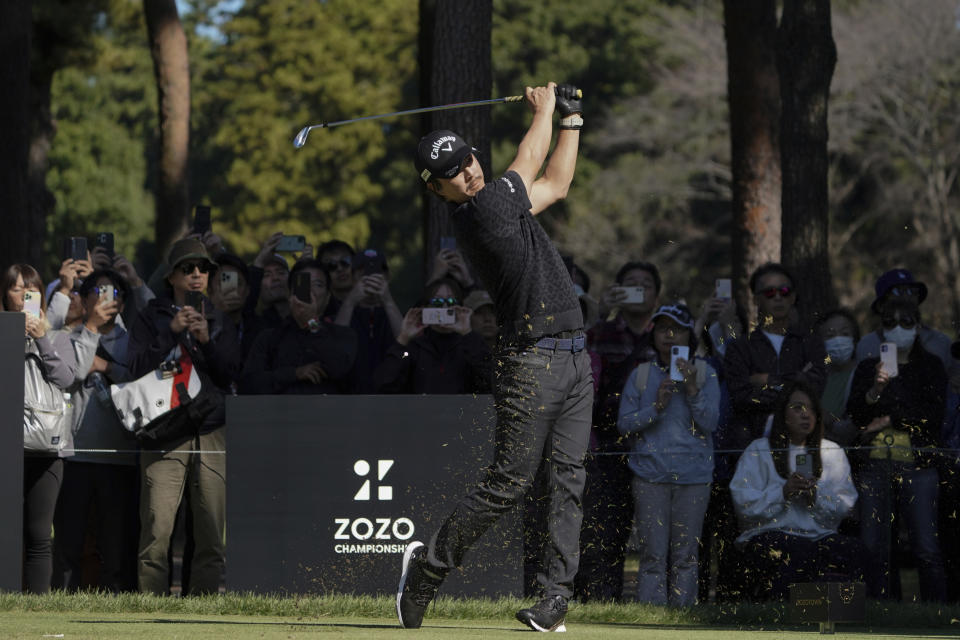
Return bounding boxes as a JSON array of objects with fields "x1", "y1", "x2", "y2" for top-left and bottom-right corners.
[
  {"x1": 293, "y1": 88, "x2": 580, "y2": 147},
  {"x1": 322, "y1": 95, "x2": 523, "y2": 129}
]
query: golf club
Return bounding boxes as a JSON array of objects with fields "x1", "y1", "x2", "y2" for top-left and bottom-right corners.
[{"x1": 292, "y1": 88, "x2": 581, "y2": 148}]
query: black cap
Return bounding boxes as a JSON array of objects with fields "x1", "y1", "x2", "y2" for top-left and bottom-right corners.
[{"x1": 414, "y1": 130, "x2": 476, "y2": 183}]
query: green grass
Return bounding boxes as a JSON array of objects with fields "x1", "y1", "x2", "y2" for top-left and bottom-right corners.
[{"x1": 0, "y1": 593, "x2": 958, "y2": 639}]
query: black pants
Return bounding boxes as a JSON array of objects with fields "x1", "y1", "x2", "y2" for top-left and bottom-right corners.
[
  {"x1": 740, "y1": 531, "x2": 866, "y2": 601},
  {"x1": 573, "y1": 452, "x2": 633, "y2": 601},
  {"x1": 429, "y1": 347, "x2": 593, "y2": 599},
  {"x1": 53, "y1": 461, "x2": 139, "y2": 592},
  {"x1": 24, "y1": 456, "x2": 64, "y2": 594}
]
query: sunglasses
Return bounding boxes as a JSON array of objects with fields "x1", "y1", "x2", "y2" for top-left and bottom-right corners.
[
  {"x1": 888, "y1": 285, "x2": 921, "y2": 298},
  {"x1": 324, "y1": 258, "x2": 352, "y2": 271},
  {"x1": 881, "y1": 315, "x2": 917, "y2": 330},
  {"x1": 449, "y1": 153, "x2": 474, "y2": 177},
  {"x1": 759, "y1": 285, "x2": 794, "y2": 299},
  {"x1": 177, "y1": 261, "x2": 213, "y2": 275},
  {"x1": 429, "y1": 296, "x2": 459, "y2": 308}
]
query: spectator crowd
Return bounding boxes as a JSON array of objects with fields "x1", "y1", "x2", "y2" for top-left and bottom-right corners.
[{"x1": 10, "y1": 228, "x2": 960, "y2": 605}]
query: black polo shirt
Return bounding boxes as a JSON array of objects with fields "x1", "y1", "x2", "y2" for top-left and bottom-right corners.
[{"x1": 451, "y1": 171, "x2": 582, "y2": 344}]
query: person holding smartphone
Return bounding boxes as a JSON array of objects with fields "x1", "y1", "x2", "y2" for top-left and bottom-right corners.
[
  {"x1": 2, "y1": 264, "x2": 79, "y2": 593},
  {"x1": 53, "y1": 270, "x2": 138, "y2": 592},
  {"x1": 730, "y1": 381, "x2": 863, "y2": 601},
  {"x1": 373, "y1": 278, "x2": 491, "y2": 395},
  {"x1": 126, "y1": 238, "x2": 241, "y2": 596},
  {"x1": 241, "y1": 260, "x2": 357, "y2": 395},
  {"x1": 615, "y1": 304, "x2": 718, "y2": 606},
  {"x1": 334, "y1": 248, "x2": 404, "y2": 393},
  {"x1": 846, "y1": 297, "x2": 947, "y2": 601}
]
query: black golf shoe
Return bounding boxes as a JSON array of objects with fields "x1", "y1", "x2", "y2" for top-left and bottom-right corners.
[
  {"x1": 396, "y1": 541, "x2": 445, "y2": 629},
  {"x1": 515, "y1": 594, "x2": 568, "y2": 632}
]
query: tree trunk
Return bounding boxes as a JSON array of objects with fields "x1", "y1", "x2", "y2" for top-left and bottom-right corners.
[
  {"x1": 777, "y1": 0, "x2": 838, "y2": 326},
  {"x1": 144, "y1": 0, "x2": 191, "y2": 263},
  {"x1": 723, "y1": 0, "x2": 782, "y2": 321},
  {"x1": 0, "y1": 2, "x2": 34, "y2": 267},
  {"x1": 419, "y1": 0, "x2": 492, "y2": 284}
]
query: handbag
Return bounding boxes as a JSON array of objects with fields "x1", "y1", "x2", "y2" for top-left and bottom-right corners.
[
  {"x1": 24, "y1": 351, "x2": 70, "y2": 453},
  {"x1": 109, "y1": 350, "x2": 218, "y2": 445}
]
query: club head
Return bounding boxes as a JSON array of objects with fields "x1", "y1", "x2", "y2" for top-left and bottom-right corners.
[{"x1": 293, "y1": 126, "x2": 311, "y2": 149}]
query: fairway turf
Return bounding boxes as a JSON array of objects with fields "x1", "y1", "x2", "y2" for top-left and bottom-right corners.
[
  {"x1": 2, "y1": 593, "x2": 959, "y2": 639},
  {"x1": 4, "y1": 612, "x2": 960, "y2": 639}
]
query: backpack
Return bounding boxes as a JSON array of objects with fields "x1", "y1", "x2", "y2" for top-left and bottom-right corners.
[{"x1": 23, "y1": 350, "x2": 70, "y2": 454}]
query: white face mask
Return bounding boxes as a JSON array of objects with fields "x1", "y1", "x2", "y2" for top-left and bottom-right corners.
[
  {"x1": 883, "y1": 326, "x2": 917, "y2": 352},
  {"x1": 824, "y1": 336, "x2": 855, "y2": 364}
]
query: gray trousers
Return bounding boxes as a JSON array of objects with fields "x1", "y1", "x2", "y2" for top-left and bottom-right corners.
[
  {"x1": 428, "y1": 347, "x2": 593, "y2": 598},
  {"x1": 631, "y1": 478, "x2": 711, "y2": 606}
]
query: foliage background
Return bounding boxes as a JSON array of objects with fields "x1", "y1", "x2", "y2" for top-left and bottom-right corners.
[{"x1": 42, "y1": 0, "x2": 960, "y2": 333}]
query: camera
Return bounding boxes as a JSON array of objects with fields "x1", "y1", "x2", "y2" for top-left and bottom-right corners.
[
  {"x1": 98, "y1": 285, "x2": 115, "y2": 302},
  {"x1": 193, "y1": 205, "x2": 212, "y2": 235},
  {"x1": 220, "y1": 270, "x2": 238, "y2": 294},
  {"x1": 293, "y1": 270, "x2": 312, "y2": 303},
  {"x1": 63, "y1": 237, "x2": 87, "y2": 262},
  {"x1": 619, "y1": 286, "x2": 645, "y2": 304},
  {"x1": 669, "y1": 345, "x2": 689, "y2": 382},
  {"x1": 184, "y1": 291, "x2": 203, "y2": 312},
  {"x1": 94, "y1": 232, "x2": 114, "y2": 259},
  {"x1": 879, "y1": 342, "x2": 898, "y2": 377},
  {"x1": 276, "y1": 235, "x2": 306, "y2": 252},
  {"x1": 422, "y1": 308, "x2": 456, "y2": 325},
  {"x1": 23, "y1": 291, "x2": 41, "y2": 318}
]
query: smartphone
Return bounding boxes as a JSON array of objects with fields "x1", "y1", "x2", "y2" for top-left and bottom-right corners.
[
  {"x1": 98, "y1": 285, "x2": 115, "y2": 302},
  {"x1": 715, "y1": 278, "x2": 732, "y2": 300},
  {"x1": 880, "y1": 342, "x2": 898, "y2": 377},
  {"x1": 795, "y1": 452, "x2": 814, "y2": 477},
  {"x1": 63, "y1": 237, "x2": 88, "y2": 262},
  {"x1": 193, "y1": 205, "x2": 212, "y2": 235},
  {"x1": 440, "y1": 236, "x2": 457, "y2": 252},
  {"x1": 422, "y1": 307, "x2": 456, "y2": 325},
  {"x1": 23, "y1": 291, "x2": 41, "y2": 318},
  {"x1": 363, "y1": 260, "x2": 383, "y2": 277},
  {"x1": 670, "y1": 345, "x2": 690, "y2": 382},
  {"x1": 93, "y1": 232, "x2": 115, "y2": 259},
  {"x1": 220, "y1": 270, "x2": 238, "y2": 294},
  {"x1": 620, "y1": 286, "x2": 645, "y2": 304},
  {"x1": 276, "y1": 235, "x2": 306, "y2": 252},
  {"x1": 293, "y1": 270, "x2": 312, "y2": 303},
  {"x1": 184, "y1": 291, "x2": 203, "y2": 312}
]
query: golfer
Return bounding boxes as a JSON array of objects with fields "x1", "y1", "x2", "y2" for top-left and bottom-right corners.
[{"x1": 397, "y1": 82, "x2": 591, "y2": 633}]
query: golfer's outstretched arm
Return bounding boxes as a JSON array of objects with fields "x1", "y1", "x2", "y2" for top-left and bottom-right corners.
[
  {"x1": 527, "y1": 128, "x2": 579, "y2": 216},
  {"x1": 507, "y1": 83, "x2": 557, "y2": 195}
]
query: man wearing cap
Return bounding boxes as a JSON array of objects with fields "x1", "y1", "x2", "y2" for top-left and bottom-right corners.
[
  {"x1": 126, "y1": 237, "x2": 241, "y2": 595},
  {"x1": 397, "y1": 82, "x2": 588, "y2": 633},
  {"x1": 856, "y1": 268, "x2": 956, "y2": 378}
]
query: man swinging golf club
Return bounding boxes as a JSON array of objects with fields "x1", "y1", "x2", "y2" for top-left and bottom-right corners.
[{"x1": 397, "y1": 82, "x2": 591, "y2": 632}]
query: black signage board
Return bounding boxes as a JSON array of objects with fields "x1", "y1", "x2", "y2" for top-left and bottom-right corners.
[
  {"x1": 0, "y1": 314, "x2": 25, "y2": 591},
  {"x1": 789, "y1": 582, "x2": 865, "y2": 624},
  {"x1": 226, "y1": 394, "x2": 523, "y2": 597}
]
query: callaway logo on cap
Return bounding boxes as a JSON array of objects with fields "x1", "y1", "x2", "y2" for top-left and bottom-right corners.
[{"x1": 414, "y1": 129, "x2": 477, "y2": 183}]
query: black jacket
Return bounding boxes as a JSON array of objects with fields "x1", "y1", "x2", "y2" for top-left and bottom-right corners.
[
  {"x1": 724, "y1": 325, "x2": 827, "y2": 452},
  {"x1": 127, "y1": 295, "x2": 242, "y2": 434},
  {"x1": 847, "y1": 342, "x2": 946, "y2": 466},
  {"x1": 240, "y1": 317, "x2": 358, "y2": 394},
  {"x1": 374, "y1": 329, "x2": 492, "y2": 395}
]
